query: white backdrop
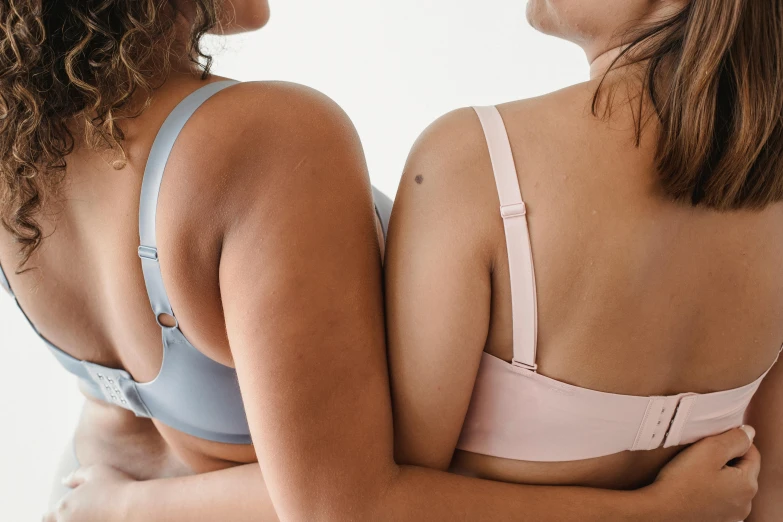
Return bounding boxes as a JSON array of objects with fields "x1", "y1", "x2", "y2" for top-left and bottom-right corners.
[{"x1": 0, "y1": 1, "x2": 586, "y2": 519}]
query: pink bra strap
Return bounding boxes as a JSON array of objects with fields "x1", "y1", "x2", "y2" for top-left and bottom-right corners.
[{"x1": 473, "y1": 106, "x2": 539, "y2": 371}]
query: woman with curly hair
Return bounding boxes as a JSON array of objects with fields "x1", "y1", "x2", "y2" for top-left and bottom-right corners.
[{"x1": 0, "y1": 1, "x2": 759, "y2": 521}]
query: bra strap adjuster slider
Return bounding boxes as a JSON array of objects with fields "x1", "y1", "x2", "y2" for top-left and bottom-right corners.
[
  {"x1": 138, "y1": 245, "x2": 159, "y2": 261},
  {"x1": 500, "y1": 202, "x2": 527, "y2": 219}
]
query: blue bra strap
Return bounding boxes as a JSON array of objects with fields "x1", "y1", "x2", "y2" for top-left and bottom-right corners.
[{"x1": 137, "y1": 81, "x2": 239, "y2": 322}]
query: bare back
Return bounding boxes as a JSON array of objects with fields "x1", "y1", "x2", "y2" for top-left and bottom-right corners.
[
  {"x1": 0, "y1": 76, "x2": 328, "y2": 479},
  {"x1": 388, "y1": 78, "x2": 783, "y2": 490}
]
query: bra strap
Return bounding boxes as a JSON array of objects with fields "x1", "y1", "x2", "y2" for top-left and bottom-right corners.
[
  {"x1": 138, "y1": 80, "x2": 239, "y2": 326},
  {"x1": 472, "y1": 106, "x2": 539, "y2": 371}
]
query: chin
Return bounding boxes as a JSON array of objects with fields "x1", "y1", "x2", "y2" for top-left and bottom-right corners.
[
  {"x1": 244, "y1": 6, "x2": 271, "y2": 30},
  {"x1": 525, "y1": 0, "x2": 549, "y2": 34},
  {"x1": 526, "y1": 0, "x2": 562, "y2": 38},
  {"x1": 220, "y1": 4, "x2": 271, "y2": 34}
]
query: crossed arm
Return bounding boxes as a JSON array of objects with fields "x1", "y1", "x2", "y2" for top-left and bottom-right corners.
[
  {"x1": 212, "y1": 88, "x2": 660, "y2": 522},
  {"x1": 48, "y1": 86, "x2": 759, "y2": 522}
]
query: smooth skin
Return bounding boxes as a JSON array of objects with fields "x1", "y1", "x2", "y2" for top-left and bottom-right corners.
[
  {"x1": 42, "y1": 71, "x2": 762, "y2": 522},
  {"x1": 746, "y1": 361, "x2": 783, "y2": 520},
  {"x1": 22, "y1": 1, "x2": 759, "y2": 521},
  {"x1": 387, "y1": 0, "x2": 780, "y2": 520},
  {"x1": 47, "y1": 78, "x2": 762, "y2": 522}
]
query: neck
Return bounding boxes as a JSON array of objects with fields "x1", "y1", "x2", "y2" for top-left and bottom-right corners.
[
  {"x1": 145, "y1": 3, "x2": 204, "y2": 79},
  {"x1": 589, "y1": 46, "x2": 627, "y2": 80},
  {"x1": 169, "y1": 10, "x2": 203, "y2": 76},
  {"x1": 122, "y1": 11, "x2": 204, "y2": 117}
]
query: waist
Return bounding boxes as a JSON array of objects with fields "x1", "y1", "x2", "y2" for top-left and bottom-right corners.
[{"x1": 77, "y1": 392, "x2": 256, "y2": 478}]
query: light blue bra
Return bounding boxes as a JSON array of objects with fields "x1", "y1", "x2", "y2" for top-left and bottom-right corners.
[{"x1": 0, "y1": 81, "x2": 392, "y2": 444}]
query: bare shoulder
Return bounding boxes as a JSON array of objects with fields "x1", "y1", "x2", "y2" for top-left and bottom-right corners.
[
  {"x1": 188, "y1": 80, "x2": 365, "y2": 182},
  {"x1": 400, "y1": 80, "x2": 599, "y2": 204},
  {"x1": 391, "y1": 81, "x2": 611, "y2": 267},
  {"x1": 165, "y1": 80, "x2": 372, "y2": 236},
  {"x1": 402, "y1": 107, "x2": 489, "y2": 190},
  {"x1": 208, "y1": 81, "x2": 357, "y2": 142},
  {"x1": 497, "y1": 79, "x2": 606, "y2": 138},
  {"x1": 390, "y1": 107, "x2": 502, "y2": 263},
  {"x1": 153, "y1": 80, "x2": 379, "y2": 358},
  {"x1": 496, "y1": 78, "x2": 641, "y2": 162}
]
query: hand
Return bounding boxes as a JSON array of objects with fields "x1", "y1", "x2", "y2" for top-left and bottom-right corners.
[
  {"x1": 649, "y1": 426, "x2": 760, "y2": 522},
  {"x1": 43, "y1": 464, "x2": 136, "y2": 522}
]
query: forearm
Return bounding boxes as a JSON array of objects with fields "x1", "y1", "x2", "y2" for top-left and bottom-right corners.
[
  {"x1": 122, "y1": 464, "x2": 277, "y2": 522},
  {"x1": 121, "y1": 464, "x2": 658, "y2": 522},
  {"x1": 279, "y1": 464, "x2": 663, "y2": 522},
  {"x1": 374, "y1": 465, "x2": 661, "y2": 522}
]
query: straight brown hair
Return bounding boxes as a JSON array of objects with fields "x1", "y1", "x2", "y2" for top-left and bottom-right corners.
[{"x1": 595, "y1": 0, "x2": 783, "y2": 210}]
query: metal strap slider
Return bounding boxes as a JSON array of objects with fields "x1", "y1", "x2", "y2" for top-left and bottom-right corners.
[{"x1": 137, "y1": 245, "x2": 159, "y2": 261}]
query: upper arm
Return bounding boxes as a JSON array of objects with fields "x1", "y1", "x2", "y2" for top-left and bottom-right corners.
[
  {"x1": 216, "y1": 84, "x2": 394, "y2": 520},
  {"x1": 746, "y1": 356, "x2": 783, "y2": 520},
  {"x1": 386, "y1": 108, "x2": 499, "y2": 470}
]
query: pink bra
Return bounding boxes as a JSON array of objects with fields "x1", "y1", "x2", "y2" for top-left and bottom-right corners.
[{"x1": 455, "y1": 106, "x2": 779, "y2": 462}]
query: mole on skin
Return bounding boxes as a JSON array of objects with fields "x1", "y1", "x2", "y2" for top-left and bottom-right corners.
[{"x1": 415, "y1": 175, "x2": 424, "y2": 185}]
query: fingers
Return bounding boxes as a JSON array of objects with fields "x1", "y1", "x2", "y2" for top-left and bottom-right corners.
[
  {"x1": 739, "y1": 425, "x2": 756, "y2": 446},
  {"x1": 61, "y1": 467, "x2": 88, "y2": 489},
  {"x1": 701, "y1": 426, "x2": 756, "y2": 467},
  {"x1": 42, "y1": 513, "x2": 56, "y2": 522},
  {"x1": 732, "y1": 443, "x2": 761, "y2": 482}
]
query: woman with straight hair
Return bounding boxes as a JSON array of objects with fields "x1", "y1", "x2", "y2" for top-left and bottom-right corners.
[
  {"x1": 387, "y1": 0, "x2": 782, "y2": 521},
  {"x1": 0, "y1": 1, "x2": 758, "y2": 521}
]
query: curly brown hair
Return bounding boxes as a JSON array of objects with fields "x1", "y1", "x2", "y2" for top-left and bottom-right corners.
[{"x1": 0, "y1": 0, "x2": 221, "y2": 271}]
